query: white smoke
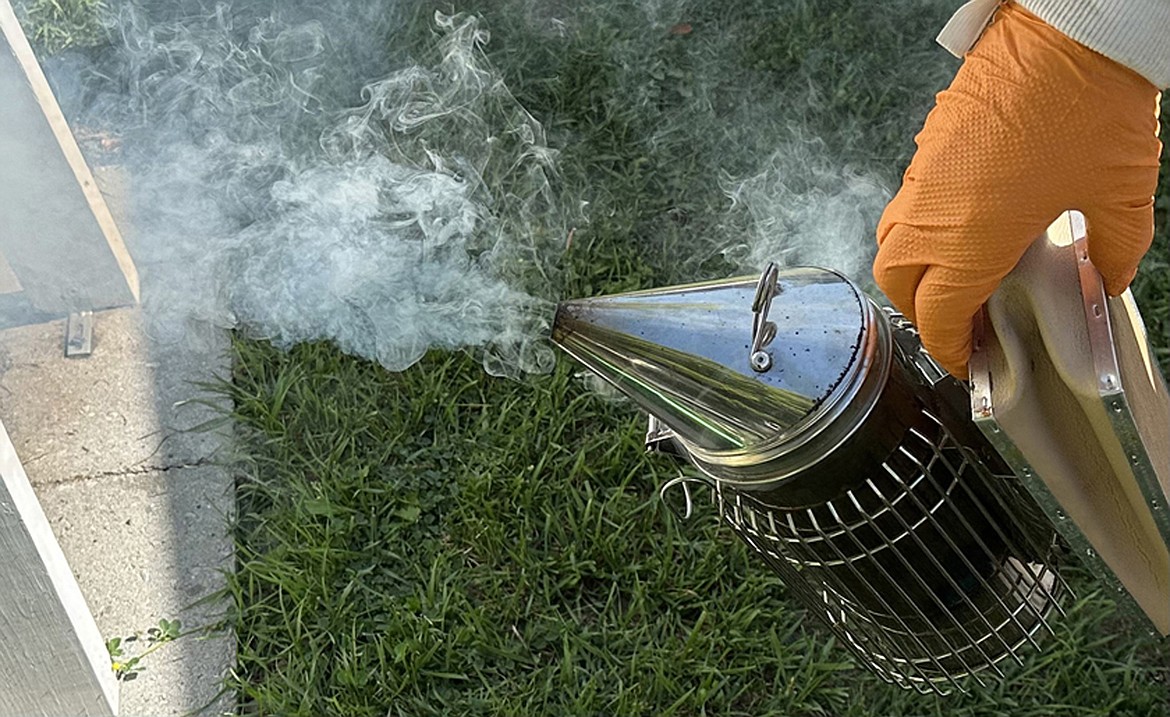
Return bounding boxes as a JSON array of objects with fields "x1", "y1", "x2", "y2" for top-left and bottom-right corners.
[
  {"x1": 720, "y1": 138, "x2": 893, "y2": 284},
  {"x1": 53, "y1": 3, "x2": 567, "y2": 375},
  {"x1": 32, "y1": 0, "x2": 952, "y2": 375}
]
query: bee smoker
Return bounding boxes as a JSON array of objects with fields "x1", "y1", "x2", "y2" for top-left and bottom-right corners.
[{"x1": 550, "y1": 212, "x2": 1170, "y2": 694}]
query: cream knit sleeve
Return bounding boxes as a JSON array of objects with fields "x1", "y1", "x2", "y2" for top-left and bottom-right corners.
[
  {"x1": 938, "y1": 0, "x2": 1170, "y2": 88},
  {"x1": 1019, "y1": 0, "x2": 1170, "y2": 87}
]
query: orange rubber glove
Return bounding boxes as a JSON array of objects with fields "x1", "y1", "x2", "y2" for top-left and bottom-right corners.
[{"x1": 873, "y1": 1, "x2": 1162, "y2": 379}]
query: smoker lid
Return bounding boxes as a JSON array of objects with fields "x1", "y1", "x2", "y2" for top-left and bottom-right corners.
[{"x1": 551, "y1": 266, "x2": 871, "y2": 457}]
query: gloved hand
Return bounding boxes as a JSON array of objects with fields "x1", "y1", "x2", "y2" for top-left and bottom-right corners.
[{"x1": 873, "y1": 1, "x2": 1162, "y2": 379}]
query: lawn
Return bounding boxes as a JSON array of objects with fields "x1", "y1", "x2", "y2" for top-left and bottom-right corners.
[{"x1": 18, "y1": 0, "x2": 1170, "y2": 714}]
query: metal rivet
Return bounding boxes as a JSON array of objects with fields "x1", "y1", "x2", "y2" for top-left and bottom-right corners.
[
  {"x1": 1111, "y1": 400, "x2": 1123, "y2": 413},
  {"x1": 1101, "y1": 374, "x2": 1117, "y2": 391},
  {"x1": 750, "y1": 351, "x2": 772, "y2": 372}
]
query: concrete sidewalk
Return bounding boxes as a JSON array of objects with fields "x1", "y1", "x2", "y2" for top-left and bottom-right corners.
[{"x1": 0, "y1": 308, "x2": 236, "y2": 716}]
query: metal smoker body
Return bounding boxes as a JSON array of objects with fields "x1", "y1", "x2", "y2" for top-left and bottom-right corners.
[{"x1": 553, "y1": 265, "x2": 1070, "y2": 693}]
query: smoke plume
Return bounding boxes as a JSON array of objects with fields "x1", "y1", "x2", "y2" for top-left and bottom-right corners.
[
  {"x1": 34, "y1": 0, "x2": 954, "y2": 374},
  {"x1": 48, "y1": 1, "x2": 568, "y2": 375}
]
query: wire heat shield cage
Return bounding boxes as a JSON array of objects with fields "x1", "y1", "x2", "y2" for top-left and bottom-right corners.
[
  {"x1": 551, "y1": 264, "x2": 1073, "y2": 694},
  {"x1": 714, "y1": 310, "x2": 1070, "y2": 693}
]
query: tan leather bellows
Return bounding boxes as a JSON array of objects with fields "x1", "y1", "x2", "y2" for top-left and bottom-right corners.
[{"x1": 971, "y1": 210, "x2": 1170, "y2": 634}]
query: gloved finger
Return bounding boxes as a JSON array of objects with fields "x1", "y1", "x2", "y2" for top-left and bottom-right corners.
[
  {"x1": 1083, "y1": 198, "x2": 1156, "y2": 296},
  {"x1": 873, "y1": 221, "x2": 928, "y2": 323},
  {"x1": 875, "y1": 219, "x2": 1011, "y2": 379},
  {"x1": 912, "y1": 262, "x2": 1008, "y2": 380}
]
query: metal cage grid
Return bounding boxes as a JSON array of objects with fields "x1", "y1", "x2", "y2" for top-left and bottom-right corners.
[{"x1": 717, "y1": 411, "x2": 1072, "y2": 694}]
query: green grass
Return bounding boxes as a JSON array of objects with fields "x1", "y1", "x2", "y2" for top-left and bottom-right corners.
[
  {"x1": 217, "y1": 2, "x2": 1170, "y2": 713},
  {"x1": 12, "y1": 0, "x2": 106, "y2": 52},
  {"x1": 222, "y1": 341, "x2": 1170, "y2": 717},
  {"x1": 17, "y1": 0, "x2": 1170, "y2": 714}
]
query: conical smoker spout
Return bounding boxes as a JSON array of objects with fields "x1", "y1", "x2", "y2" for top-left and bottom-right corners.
[
  {"x1": 552, "y1": 302, "x2": 812, "y2": 451},
  {"x1": 550, "y1": 268, "x2": 869, "y2": 459}
]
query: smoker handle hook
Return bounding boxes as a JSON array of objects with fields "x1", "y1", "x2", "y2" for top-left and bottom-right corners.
[{"x1": 750, "y1": 262, "x2": 781, "y2": 372}]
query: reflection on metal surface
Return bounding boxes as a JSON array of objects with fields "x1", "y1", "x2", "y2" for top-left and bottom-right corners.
[
  {"x1": 553, "y1": 263, "x2": 1073, "y2": 694},
  {"x1": 552, "y1": 267, "x2": 883, "y2": 488}
]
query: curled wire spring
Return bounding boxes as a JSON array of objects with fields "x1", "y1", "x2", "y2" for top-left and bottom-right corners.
[{"x1": 659, "y1": 473, "x2": 711, "y2": 521}]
